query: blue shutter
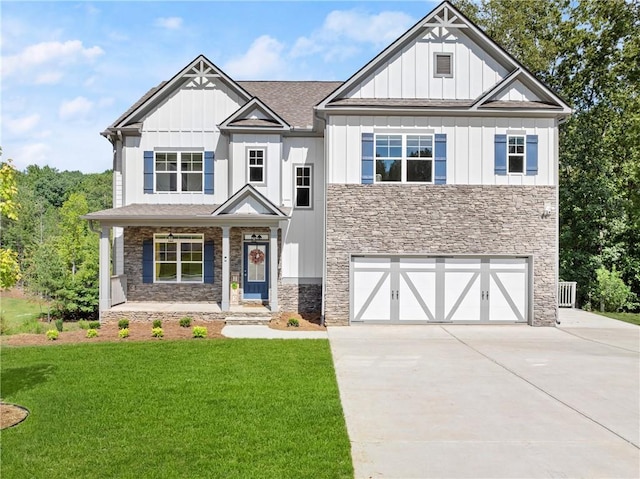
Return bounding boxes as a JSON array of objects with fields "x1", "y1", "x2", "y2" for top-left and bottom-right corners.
[
  {"x1": 494, "y1": 135, "x2": 507, "y2": 175},
  {"x1": 361, "y1": 133, "x2": 374, "y2": 184},
  {"x1": 142, "y1": 240, "x2": 153, "y2": 283},
  {"x1": 144, "y1": 151, "x2": 154, "y2": 193},
  {"x1": 203, "y1": 241, "x2": 214, "y2": 284},
  {"x1": 526, "y1": 135, "x2": 538, "y2": 176},
  {"x1": 204, "y1": 151, "x2": 214, "y2": 194},
  {"x1": 434, "y1": 134, "x2": 447, "y2": 184}
]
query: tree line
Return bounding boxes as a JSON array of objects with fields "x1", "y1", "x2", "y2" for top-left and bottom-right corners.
[{"x1": 1, "y1": 162, "x2": 111, "y2": 319}]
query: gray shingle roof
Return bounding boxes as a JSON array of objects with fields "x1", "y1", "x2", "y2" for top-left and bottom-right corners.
[
  {"x1": 238, "y1": 81, "x2": 342, "y2": 128},
  {"x1": 84, "y1": 204, "x2": 218, "y2": 220}
]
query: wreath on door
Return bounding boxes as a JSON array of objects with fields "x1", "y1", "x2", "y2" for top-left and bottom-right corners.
[{"x1": 249, "y1": 248, "x2": 266, "y2": 265}]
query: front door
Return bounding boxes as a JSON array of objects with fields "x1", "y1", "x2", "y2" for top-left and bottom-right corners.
[{"x1": 243, "y1": 243, "x2": 269, "y2": 300}]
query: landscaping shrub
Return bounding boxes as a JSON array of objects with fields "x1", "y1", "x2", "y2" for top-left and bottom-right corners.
[
  {"x1": 152, "y1": 319, "x2": 162, "y2": 329},
  {"x1": 151, "y1": 327, "x2": 164, "y2": 338},
  {"x1": 78, "y1": 320, "x2": 89, "y2": 330},
  {"x1": 287, "y1": 318, "x2": 300, "y2": 327},
  {"x1": 118, "y1": 328, "x2": 129, "y2": 339},
  {"x1": 86, "y1": 329, "x2": 98, "y2": 338},
  {"x1": 88, "y1": 321, "x2": 101, "y2": 330},
  {"x1": 192, "y1": 326, "x2": 207, "y2": 338},
  {"x1": 46, "y1": 329, "x2": 59, "y2": 340},
  {"x1": 595, "y1": 267, "x2": 634, "y2": 312},
  {"x1": 55, "y1": 318, "x2": 64, "y2": 332},
  {"x1": 118, "y1": 319, "x2": 130, "y2": 330},
  {"x1": 179, "y1": 317, "x2": 192, "y2": 328}
]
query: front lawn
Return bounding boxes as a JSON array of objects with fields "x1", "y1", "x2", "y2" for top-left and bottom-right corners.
[
  {"x1": 0, "y1": 296, "x2": 48, "y2": 335},
  {"x1": 596, "y1": 311, "x2": 640, "y2": 326},
  {"x1": 1, "y1": 340, "x2": 353, "y2": 478}
]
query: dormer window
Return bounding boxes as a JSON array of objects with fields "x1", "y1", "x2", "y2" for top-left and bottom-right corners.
[{"x1": 434, "y1": 53, "x2": 453, "y2": 77}]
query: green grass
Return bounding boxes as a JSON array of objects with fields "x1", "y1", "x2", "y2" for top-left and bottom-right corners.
[
  {"x1": 0, "y1": 340, "x2": 353, "y2": 479},
  {"x1": 0, "y1": 296, "x2": 48, "y2": 335},
  {"x1": 596, "y1": 311, "x2": 640, "y2": 326}
]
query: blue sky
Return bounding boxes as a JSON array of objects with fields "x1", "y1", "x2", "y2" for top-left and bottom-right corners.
[{"x1": 1, "y1": 1, "x2": 437, "y2": 173}]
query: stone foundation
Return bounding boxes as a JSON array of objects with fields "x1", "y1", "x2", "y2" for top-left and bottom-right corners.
[{"x1": 325, "y1": 184, "x2": 558, "y2": 326}]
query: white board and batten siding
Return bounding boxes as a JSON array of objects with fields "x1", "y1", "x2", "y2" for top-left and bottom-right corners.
[
  {"x1": 121, "y1": 82, "x2": 245, "y2": 206},
  {"x1": 326, "y1": 115, "x2": 556, "y2": 186},
  {"x1": 345, "y1": 29, "x2": 508, "y2": 100},
  {"x1": 281, "y1": 137, "x2": 325, "y2": 281},
  {"x1": 229, "y1": 134, "x2": 282, "y2": 206}
]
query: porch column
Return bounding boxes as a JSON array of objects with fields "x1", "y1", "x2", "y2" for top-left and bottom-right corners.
[
  {"x1": 269, "y1": 226, "x2": 278, "y2": 311},
  {"x1": 99, "y1": 226, "x2": 111, "y2": 320},
  {"x1": 221, "y1": 226, "x2": 231, "y2": 312}
]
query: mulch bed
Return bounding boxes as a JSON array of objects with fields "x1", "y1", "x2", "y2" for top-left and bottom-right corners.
[{"x1": 0, "y1": 403, "x2": 29, "y2": 430}]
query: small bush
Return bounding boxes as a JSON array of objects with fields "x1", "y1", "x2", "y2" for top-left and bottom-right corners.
[
  {"x1": 78, "y1": 320, "x2": 89, "y2": 330},
  {"x1": 46, "y1": 329, "x2": 59, "y2": 340},
  {"x1": 86, "y1": 329, "x2": 98, "y2": 338},
  {"x1": 88, "y1": 321, "x2": 101, "y2": 330},
  {"x1": 118, "y1": 328, "x2": 130, "y2": 339},
  {"x1": 118, "y1": 319, "x2": 130, "y2": 330},
  {"x1": 151, "y1": 327, "x2": 164, "y2": 338},
  {"x1": 152, "y1": 319, "x2": 162, "y2": 329},
  {"x1": 595, "y1": 267, "x2": 633, "y2": 312},
  {"x1": 192, "y1": 326, "x2": 207, "y2": 338},
  {"x1": 55, "y1": 318, "x2": 64, "y2": 332},
  {"x1": 287, "y1": 318, "x2": 300, "y2": 328},
  {"x1": 179, "y1": 317, "x2": 192, "y2": 328}
]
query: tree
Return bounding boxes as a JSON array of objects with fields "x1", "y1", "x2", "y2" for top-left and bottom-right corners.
[
  {"x1": 0, "y1": 150, "x2": 21, "y2": 289},
  {"x1": 58, "y1": 192, "x2": 90, "y2": 276}
]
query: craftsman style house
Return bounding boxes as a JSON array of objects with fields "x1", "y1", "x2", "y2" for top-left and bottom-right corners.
[{"x1": 86, "y1": 2, "x2": 571, "y2": 326}]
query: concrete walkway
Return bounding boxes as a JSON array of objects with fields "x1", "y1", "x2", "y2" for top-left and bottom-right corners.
[
  {"x1": 221, "y1": 324, "x2": 327, "y2": 339},
  {"x1": 328, "y1": 310, "x2": 640, "y2": 478}
]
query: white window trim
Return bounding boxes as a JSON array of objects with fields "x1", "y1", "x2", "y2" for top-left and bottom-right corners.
[
  {"x1": 153, "y1": 233, "x2": 204, "y2": 283},
  {"x1": 294, "y1": 164, "x2": 313, "y2": 209},
  {"x1": 434, "y1": 52, "x2": 453, "y2": 78},
  {"x1": 247, "y1": 147, "x2": 266, "y2": 185},
  {"x1": 374, "y1": 133, "x2": 435, "y2": 184},
  {"x1": 154, "y1": 151, "x2": 204, "y2": 194},
  {"x1": 507, "y1": 134, "x2": 526, "y2": 175}
]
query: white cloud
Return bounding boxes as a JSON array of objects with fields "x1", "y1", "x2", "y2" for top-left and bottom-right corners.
[
  {"x1": 224, "y1": 35, "x2": 287, "y2": 79},
  {"x1": 2, "y1": 40, "x2": 104, "y2": 77},
  {"x1": 59, "y1": 96, "x2": 93, "y2": 120},
  {"x1": 5, "y1": 114, "x2": 40, "y2": 134},
  {"x1": 155, "y1": 17, "x2": 183, "y2": 30},
  {"x1": 291, "y1": 9, "x2": 415, "y2": 59},
  {"x1": 35, "y1": 71, "x2": 63, "y2": 85},
  {"x1": 16, "y1": 143, "x2": 51, "y2": 168}
]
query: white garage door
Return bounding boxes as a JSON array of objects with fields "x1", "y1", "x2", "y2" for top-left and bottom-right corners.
[{"x1": 351, "y1": 256, "x2": 528, "y2": 323}]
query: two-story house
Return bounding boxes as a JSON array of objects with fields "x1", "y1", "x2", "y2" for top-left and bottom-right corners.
[{"x1": 85, "y1": 1, "x2": 571, "y2": 326}]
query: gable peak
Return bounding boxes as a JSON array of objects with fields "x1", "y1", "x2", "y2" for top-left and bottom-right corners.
[{"x1": 184, "y1": 58, "x2": 222, "y2": 89}]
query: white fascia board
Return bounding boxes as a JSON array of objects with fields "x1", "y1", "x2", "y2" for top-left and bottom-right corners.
[
  {"x1": 321, "y1": 106, "x2": 565, "y2": 118},
  {"x1": 212, "y1": 184, "x2": 287, "y2": 217}
]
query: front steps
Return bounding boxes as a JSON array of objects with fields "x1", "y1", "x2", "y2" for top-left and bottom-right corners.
[{"x1": 224, "y1": 316, "x2": 272, "y2": 326}]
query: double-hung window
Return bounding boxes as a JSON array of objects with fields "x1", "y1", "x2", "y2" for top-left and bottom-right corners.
[
  {"x1": 155, "y1": 152, "x2": 203, "y2": 192},
  {"x1": 375, "y1": 134, "x2": 434, "y2": 183},
  {"x1": 248, "y1": 149, "x2": 265, "y2": 183},
  {"x1": 507, "y1": 135, "x2": 525, "y2": 174},
  {"x1": 294, "y1": 166, "x2": 312, "y2": 208},
  {"x1": 154, "y1": 234, "x2": 203, "y2": 283}
]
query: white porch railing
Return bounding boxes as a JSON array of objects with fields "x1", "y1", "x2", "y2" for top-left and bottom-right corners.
[
  {"x1": 558, "y1": 281, "x2": 577, "y2": 308},
  {"x1": 111, "y1": 275, "x2": 127, "y2": 306}
]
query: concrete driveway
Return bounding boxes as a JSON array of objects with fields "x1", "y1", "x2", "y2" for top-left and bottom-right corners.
[{"x1": 328, "y1": 310, "x2": 640, "y2": 478}]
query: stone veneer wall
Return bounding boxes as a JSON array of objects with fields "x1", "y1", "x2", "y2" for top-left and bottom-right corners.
[
  {"x1": 125, "y1": 227, "x2": 221, "y2": 302},
  {"x1": 279, "y1": 284, "x2": 322, "y2": 313},
  {"x1": 325, "y1": 184, "x2": 557, "y2": 326}
]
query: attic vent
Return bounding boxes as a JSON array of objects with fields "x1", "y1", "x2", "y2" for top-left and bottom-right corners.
[{"x1": 434, "y1": 53, "x2": 453, "y2": 78}]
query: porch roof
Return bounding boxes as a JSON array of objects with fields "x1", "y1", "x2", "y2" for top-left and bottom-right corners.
[{"x1": 83, "y1": 203, "x2": 291, "y2": 227}]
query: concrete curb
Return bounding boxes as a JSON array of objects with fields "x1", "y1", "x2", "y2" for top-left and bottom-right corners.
[{"x1": 221, "y1": 325, "x2": 327, "y2": 339}]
